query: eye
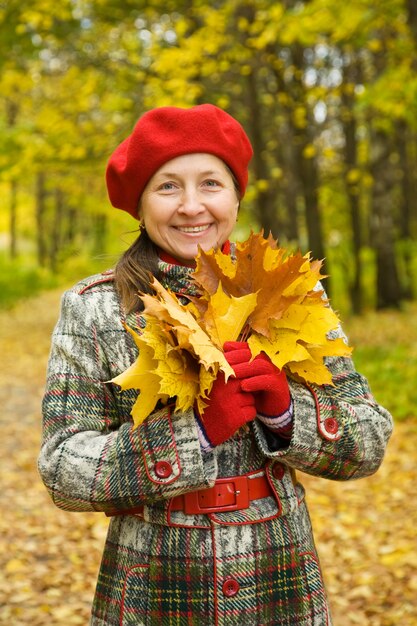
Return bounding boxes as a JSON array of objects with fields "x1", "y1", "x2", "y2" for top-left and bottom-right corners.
[
  {"x1": 158, "y1": 181, "x2": 177, "y2": 192},
  {"x1": 203, "y1": 179, "x2": 220, "y2": 188}
]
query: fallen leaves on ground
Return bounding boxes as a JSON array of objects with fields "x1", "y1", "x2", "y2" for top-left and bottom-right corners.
[
  {"x1": 303, "y1": 422, "x2": 417, "y2": 625},
  {"x1": 0, "y1": 290, "x2": 416, "y2": 625}
]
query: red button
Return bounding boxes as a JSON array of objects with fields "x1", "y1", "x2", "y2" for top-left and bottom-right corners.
[
  {"x1": 222, "y1": 577, "x2": 240, "y2": 597},
  {"x1": 272, "y1": 463, "x2": 285, "y2": 480},
  {"x1": 323, "y1": 418, "x2": 339, "y2": 435},
  {"x1": 154, "y1": 461, "x2": 173, "y2": 478}
]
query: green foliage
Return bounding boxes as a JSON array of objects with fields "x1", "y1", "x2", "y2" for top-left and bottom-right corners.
[
  {"x1": 352, "y1": 343, "x2": 417, "y2": 421},
  {"x1": 0, "y1": 255, "x2": 59, "y2": 309},
  {"x1": 346, "y1": 304, "x2": 417, "y2": 421},
  {"x1": 0, "y1": 249, "x2": 119, "y2": 309}
]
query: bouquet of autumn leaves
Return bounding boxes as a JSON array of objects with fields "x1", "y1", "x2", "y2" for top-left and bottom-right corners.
[{"x1": 112, "y1": 232, "x2": 352, "y2": 428}]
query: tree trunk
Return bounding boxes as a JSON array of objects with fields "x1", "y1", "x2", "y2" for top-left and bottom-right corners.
[
  {"x1": 279, "y1": 127, "x2": 300, "y2": 243},
  {"x1": 370, "y1": 129, "x2": 402, "y2": 309},
  {"x1": 282, "y1": 171, "x2": 299, "y2": 243},
  {"x1": 291, "y1": 45, "x2": 324, "y2": 261},
  {"x1": 300, "y1": 151, "x2": 325, "y2": 261},
  {"x1": 341, "y1": 57, "x2": 363, "y2": 313},
  {"x1": 396, "y1": 121, "x2": 413, "y2": 240},
  {"x1": 93, "y1": 213, "x2": 107, "y2": 256},
  {"x1": 50, "y1": 187, "x2": 64, "y2": 273},
  {"x1": 6, "y1": 100, "x2": 19, "y2": 260},
  {"x1": 245, "y1": 71, "x2": 279, "y2": 238},
  {"x1": 406, "y1": 0, "x2": 417, "y2": 44},
  {"x1": 9, "y1": 180, "x2": 18, "y2": 259},
  {"x1": 36, "y1": 172, "x2": 48, "y2": 267},
  {"x1": 64, "y1": 207, "x2": 78, "y2": 246},
  {"x1": 395, "y1": 121, "x2": 414, "y2": 299}
]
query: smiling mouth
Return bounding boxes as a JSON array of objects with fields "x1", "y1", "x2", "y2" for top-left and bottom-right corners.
[{"x1": 175, "y1": 225, "x2": 211, "y2": 233}]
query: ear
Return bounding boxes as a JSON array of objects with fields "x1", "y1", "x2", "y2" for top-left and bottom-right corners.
[{"x1": 136, "y1": 202, "x2": 144, "y2": 229}]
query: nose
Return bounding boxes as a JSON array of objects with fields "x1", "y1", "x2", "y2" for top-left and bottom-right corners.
[{"x1": 178, "y1": 187, "x2": 204, "y2": 215}]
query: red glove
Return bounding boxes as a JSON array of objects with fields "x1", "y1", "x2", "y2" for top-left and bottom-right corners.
[
  {"x1": 195, "y1": 373, "x2": 256, "y2": 452},
  {"x1": 224, "y1": 342, "x2": 293, "y2": 437}
]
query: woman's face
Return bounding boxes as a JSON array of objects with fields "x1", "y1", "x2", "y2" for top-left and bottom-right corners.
[{"x1": 139, "y1": 153, "x2": 240, "y2": 265}]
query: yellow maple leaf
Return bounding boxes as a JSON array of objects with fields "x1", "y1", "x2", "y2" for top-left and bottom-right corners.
[
  {"x1": 201, "y1": 284, "x2": 258, "y2": 347},
  {"x1": 248, "y1": 330, "x2": 310, "y2": 371},
  {"x1": 145, "y1": 278, "x2": 234, "y2": 375},
  {"x1": 196, "y1": 364, "x2": 219, "y2": 415},
  {"x1": 156, "y1": 349, "x2": 200, "y2": 413},
  {"x1": 281, "y1": 257, "x2": 325, "y2": 297},
  {"x1": 287, "y1": 359, "x2": 334, "y2": 386},
  {"x1": 307, "y1": 338, "x2": 353, "y2": 360},
  {"x1": 111, "y1": 324, "x2": 164, "y2": 428},
  {"x1": 296, "y1": 305, "x2": 341, "y2": 344}
]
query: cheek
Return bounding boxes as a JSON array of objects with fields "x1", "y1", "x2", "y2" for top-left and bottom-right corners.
[
  {"x1": 225, "y1": 203, "x2": 239, "y2": 225},
  {"x1": 141, "y1": 203, "x2": 169, "y2": 229},
  {"x1": 217, "y1": 195, "x2": 239, "y2": 220}
]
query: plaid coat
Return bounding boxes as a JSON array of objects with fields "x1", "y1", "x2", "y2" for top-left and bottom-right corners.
[{"x1": 38, "y1": 261, "x2": 393, "y2": 626}]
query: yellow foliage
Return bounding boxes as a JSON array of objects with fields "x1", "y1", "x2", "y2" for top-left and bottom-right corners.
[
  {"x1": 200, "y1": 287, "x2": 258, "y2": 347},
  {"x1": 303, "y1": 144, "x2": 317, "y2": 159},
  {"x1": 113, "y1": 281, "x2": 234, "y2": 427},
  {"x1": 113, "y1": 233, "x2": 351, "y2": 427},
  {"x1": 256, "y1": 179, "x2": 269, "y2": 192},
  {"x1": 346, "y1": 168, "x2": 362, "y2": 184},
  {"x1": 111, "y1": 322, "x2": 165, "y2": 426}
]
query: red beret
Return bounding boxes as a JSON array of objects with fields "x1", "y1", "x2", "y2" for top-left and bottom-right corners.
[{"x1": 106, "y1": 104, "x2": 253, "y2": 219}]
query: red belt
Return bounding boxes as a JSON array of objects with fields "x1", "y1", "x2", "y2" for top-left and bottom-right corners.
[{"x1": 107, "y1": 473, "x2": 273, "y2": 517}]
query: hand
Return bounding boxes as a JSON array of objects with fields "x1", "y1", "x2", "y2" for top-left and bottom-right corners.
[
  {"x1": 224, "y1": 342, "x2": 293, "y2": 437},
  {"x1": 240, "y1": 358, "x2": 291, "y2": 417},
  {"x1": 195, "y1": 373, "x2": 256, "y2": 452},
  {"x1": 224, "y1": 341, "x2": 290, "y2": 416}
]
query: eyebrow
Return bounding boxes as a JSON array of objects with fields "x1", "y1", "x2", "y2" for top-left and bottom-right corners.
[{"x1": 156, "y1": 169, "x2": 225, "y2": 179}]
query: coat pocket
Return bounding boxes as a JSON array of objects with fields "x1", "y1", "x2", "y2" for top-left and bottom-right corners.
[
  {"x1": 299, "y1": 551, "x2": 331, "y2": 625},
  {"x1": 120, "y1": 564, "x2": 150, "y2": 626}
]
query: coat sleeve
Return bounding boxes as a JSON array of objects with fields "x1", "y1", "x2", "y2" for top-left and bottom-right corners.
[
  {"x1": 38, "y1": 286, "x2": 217, "y2": 514},
  {"x1": 253, "y1": 323, "x2": 393, "y2": 481}
]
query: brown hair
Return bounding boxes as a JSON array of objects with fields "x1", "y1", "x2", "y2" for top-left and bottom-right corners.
[{"x1": 114, "y1": 229, "x2": 159, "y2": 313}]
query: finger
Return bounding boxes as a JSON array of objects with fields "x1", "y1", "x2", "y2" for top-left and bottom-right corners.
[
  {"x1": 232, "y1": 360, "x2": 276, "y2": 379},
  {"x1": 225, "y1": 348, "x2": 252, "y2": 367},
  {"x1": 241, "y1": 375, "x2": 279, "y2": 393},
  {"x1": 224, "y1": 341, "x2": 249, "y2": 352},
  {"x1": 255, "y1": 352, "x2": 270, "y2": 363},
  {"x1": 254, "y1": 352, "x2": 279, "y2": 369}
]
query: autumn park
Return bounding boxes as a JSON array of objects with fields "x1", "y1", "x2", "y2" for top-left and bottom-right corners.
[{"x1": 1, "y1": 0, "x2": 417, "y2": 624}]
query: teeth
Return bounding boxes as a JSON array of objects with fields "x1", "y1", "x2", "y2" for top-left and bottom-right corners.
[{"x1": 177, "y1": 225, "x2": 209, "y2": 233}]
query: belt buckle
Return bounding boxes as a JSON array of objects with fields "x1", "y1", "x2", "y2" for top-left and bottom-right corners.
[{"x1": 183, "y1": 476, "x2": 250, "y2": 515}]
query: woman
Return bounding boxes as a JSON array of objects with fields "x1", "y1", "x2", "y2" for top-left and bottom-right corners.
[{"x1": 38, "y1": 104, "x2": 393, "y2": 626}]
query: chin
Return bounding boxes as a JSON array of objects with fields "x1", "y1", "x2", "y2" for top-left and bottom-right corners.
[{"x1": 197, "y1": 238, "x2": 219, "y2": 252}]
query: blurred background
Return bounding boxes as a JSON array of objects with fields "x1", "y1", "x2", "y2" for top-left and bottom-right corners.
[
  {"x1": 1, "y1": 1, "x2": 416, "y2": 624},
  {"x1": 2, "y1": 0, "x2": 417, "y2": 314}
]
